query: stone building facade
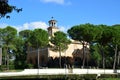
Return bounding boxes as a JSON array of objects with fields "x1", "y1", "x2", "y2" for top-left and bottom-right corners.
[{"x1": 27, "y1": 18, "x2": 89, "y2": 67}]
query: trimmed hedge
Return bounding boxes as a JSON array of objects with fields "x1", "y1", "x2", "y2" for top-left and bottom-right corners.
[
  {"x1": 99, "y1": 74, "x2": 120, "y2": 78},
  {"x1": 0, "y1": 65, "x2": 15, "y2": 71},
  {"x1": 0, "y1": 74, "x2": 97, "y2": 80},
  {"x1": 1, "y1": 74, "x2": 120, "y2": 80}
]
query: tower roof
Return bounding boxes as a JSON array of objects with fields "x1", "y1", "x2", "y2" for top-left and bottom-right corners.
[
  {"x1": 48, "y1": 17, "x2": 57, "y2": 22},
  {"x1": 48, "y1": 17, "x2": 57, "y2": 27}
]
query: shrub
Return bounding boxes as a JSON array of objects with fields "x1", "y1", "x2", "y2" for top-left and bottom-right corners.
[
  {"x1": 99, "y1": 74, "x2": 119, "y2": 78},
  {"x1": 0, "y1": 65, "x2": 7, "y2": 71},
  {"x1": 27, "y1": 63, "x2": 34, "y2": 69}
]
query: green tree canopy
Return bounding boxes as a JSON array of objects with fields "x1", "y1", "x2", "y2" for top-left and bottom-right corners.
[
  {"x1": 29, "y1": 28, "x2": 49, "y2": 68},
  {"x1": 67, "y1": 23, "x2": 97, "y2": 68},
  {"x1": 97, "y1": 25, "x2": 113, "y2": 46},
  {"x1": 111, "y1": 25, "x2": 120, "y2": 70},
  {"x1": 2, "y1": 26, "x2": 17, "y2": 49},
  {"x1": 19, "y1": 30, "x2": 32, "y2": 39},
  {"x1": 1, "y1": 26, "x2": 17, "y2": 70},
  {"x1": 29, "y1": 29, "x2": 49, "y2": 48},
  {"x1": 50, "y1": 31, "x2": 71, "y2": 51},
  {"x1": 0, "y1": 0, "x2": 22, "y2": 18},
  {"x1": 50, "y1": 31, "x2": 71, "y2": 68},
  {"x1": 13, "y1": 36, "x2": 27, "y2": 69},
  {"x1": 68, "y1": 24, "x2": 93, "y2": 42}
]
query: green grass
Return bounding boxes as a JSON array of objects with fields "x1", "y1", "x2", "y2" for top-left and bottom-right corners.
[
  {"x1": 98, "y1": 78, "x2": 120, "y2": 80},
  {"x1": 0, "y1": 69, "x2": 23, "y2": 72},
  {"x1": 0, "y1": 74, "x2": 96, "y2": 80}
]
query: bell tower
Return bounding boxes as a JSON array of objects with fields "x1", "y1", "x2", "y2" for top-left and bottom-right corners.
[{"x1": 47, "y1": 17, "x2": 59, "y2": 37}]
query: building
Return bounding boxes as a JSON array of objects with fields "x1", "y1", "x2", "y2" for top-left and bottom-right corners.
[{"x1": 27, "y1": 18, "x2": 89, "y2": 67}]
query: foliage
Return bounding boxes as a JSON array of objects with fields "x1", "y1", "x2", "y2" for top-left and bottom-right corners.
[
  {"x1": 67, "y1": 24, "x2": 120, "y2": 69},
  {"x1": 99, "y1": 74, "x2": 119, "y2": 78},
  {"x1": 67, "y1": 23, "x2": 96, "y2": 68},
  {"x1": 0, "y1": 65, "x2": 7, "y2": 71},
  {"x1": 1, "y1": 26, "x2": 17, "y2": 70},
  {"x1": 97, "y1": 25, "x2": 113, "y2": 46},
  {"x1": 0, "y1": 23, "x2": 120, "y2": 69},
  {"x1": 67, "y1": 23, "x2": 97, "y2": 43},
  {"x1": 50, "y1": 31, "x2": 71, "y2": 68},
  {"x1": 0, "y1": 74, "x2": 97, "y2": 80},
  {"x1": 28, "y1": 29, "x2": 49, "y2": 68},
  {"x1": 19, "y1": 30, "x2": 32, "y2": 40},
  {"x1": 50, "y1": 31, "x2": 71, "y2": 52},
  {"x1": 0, "y1": 0, "x2": 22, "y2": 18},
  {"x1": 27, "y1": 63, "x2": 34, "y2": 69},
  {"x1": 29, "y1": 29, "x2": 49, "y2": 48},
  {"x1": 13, "y1": 36, "x2": 27, "y2": 69},
  {"x1": 90, "y1": 44, "x2": 102, "y2": 67}
]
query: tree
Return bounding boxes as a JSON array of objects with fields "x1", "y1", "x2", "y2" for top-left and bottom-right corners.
[
  {"x1": 13, "y1": 36, "x2": 26, "y2": 69},
  {"x1": 0, "y1": 0, "x2": 22, "y2": 18},
  {"x1": 19, "y1": 30, "x2": 32, "y2": 58},
  {"x1": 91, "y1": 44, "x2": 102, "y2": 68},
  {"x1": 96, "y1": 25, "x2": 114, "y2": 69},
  {"x1": 111, "y1": 25, "x2": 120, "y2": 71},
  {"x1": 50, "y1": 31, "x2": 71, "y2": 68},
  {"x1": 29, "y1": 29, "x2": 49, "y2": 68},
  {"x1": 19, "y1": 30, "x2": 32, "y2": 40},
  {"x1": 68, "y1": 23, "x2": 97, "y2": 68},
  {"x1": 0, "y1": 28, "x2": 3, "y2": 47},
  {"x1": 19, "y1": 30, "x2": 32, "y2": 52},
  {"x1": 2, "y1": 26, "x2": 17, "y2": 70},
  {"x1": 13, "y1": 30, "x2": 32, "y2": 69}
]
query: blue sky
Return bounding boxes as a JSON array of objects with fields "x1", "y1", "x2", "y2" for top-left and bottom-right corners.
[{"x1": 0, "y1": 0, "x2": 120, "y2": 32}]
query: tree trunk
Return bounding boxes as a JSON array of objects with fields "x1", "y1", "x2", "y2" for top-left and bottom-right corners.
[
  {"x1": 102, "y1": 46, "x2": 105, "y2": 69},
  {"x1": 7, "y1": 54, "x2": 9, "y2": 70},
  {"x1": 59, "y1": 46, "x2": 62, "y2": 68},
  {"x1": 117, "y1": 51, "x2": 120, "y2": 66},
  {"x1": 97, "y1": 44, "x2": 104, "y2": 69},
  {"x1": 4, "y1": 48, "x2": 7, "y2": 66},
  {"x1": 113, "y1": 45, "x2": 118, "y2": 72},
  {"x1": 99, "y1": 45, "x2": 105, "y2": 69},
  {"x1": 38, "y1": 48, "x2": 39, "y2": 68},
  {"x1": 82, "y1": 42, "x2": 85, "y2": 68},
  {"x1": 6, "y1": 47, "x2": 9, "y2": 70}
]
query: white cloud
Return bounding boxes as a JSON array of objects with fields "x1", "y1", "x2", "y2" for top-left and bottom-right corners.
[
  {"x1": 59, "y1": 25, "x2": 70, "y2": 33},
  {"x1": 0, "y1": 21, "x2": 48, "y2": 32},
  {"x1": 41, "y1": 0, "x2": 64, "y2": 4},
  {"x1": 0, "y1": 23, "x2": 8, "y2": 28},
  {"x1": 0, "y1": 21, "x2": 68, "y2": 33},
  {"x1": 40, "y1": 0, "x2": 71, "y2": 5},
  {"x1": 59, "y1": 26, "x2": 65, "y2": 31},
  {"x1": 16, "y1": 21, "x2": 49, "y2": 32}
]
